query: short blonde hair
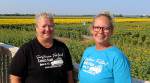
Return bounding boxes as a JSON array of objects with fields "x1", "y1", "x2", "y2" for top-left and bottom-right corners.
[{"x1": 89, "y1": 11, "x2": 114, "y2": 34}]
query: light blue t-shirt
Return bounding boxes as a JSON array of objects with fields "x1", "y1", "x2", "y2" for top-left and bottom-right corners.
[{"x1": 78, "y1": 46, "x2": 131, "y2": 83}]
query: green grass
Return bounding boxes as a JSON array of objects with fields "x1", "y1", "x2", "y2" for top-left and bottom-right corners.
[{"x1": 0, "y1": 22, "x2": 150, "y2": 80}]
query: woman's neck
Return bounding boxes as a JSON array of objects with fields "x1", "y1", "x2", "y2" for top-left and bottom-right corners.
[
  {"x1": 37, "y1": 37, "x2": 53, "y2": 48},
  {"x1": 95, "y1": 42, "x2": 112, "y2": 50}
]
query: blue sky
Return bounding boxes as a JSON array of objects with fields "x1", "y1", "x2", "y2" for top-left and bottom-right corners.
[{"x1": 0, "y1": 0, "x2": 150, "y2": 15}]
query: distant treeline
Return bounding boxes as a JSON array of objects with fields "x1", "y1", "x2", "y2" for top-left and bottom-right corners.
[
  {"x1": 0, "y1": 14, "x2": 34, "y2": 16},
  {"x1": 0, "y1": 13, "x2": 150, "y2": 18},
  {"x1": 0, "y1": 14, "x2": 94, "y2": 17}
]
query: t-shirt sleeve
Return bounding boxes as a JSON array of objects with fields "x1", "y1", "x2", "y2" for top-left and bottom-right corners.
[
  {"x1": 78, "y1": 48, "x2": 89, "y2": 80},
  {"x1": 79, "y1": 48, "x2": 90, "y2": 70},
  {"x1": 113, "y1": 52, "x2": 131, "y2": 83},
  {"x1": 64, "y1": 45, "x2": 73, "y2": 71},
  {"x1": 9, "y1": 46, "x2": 27, "y2": 77}
]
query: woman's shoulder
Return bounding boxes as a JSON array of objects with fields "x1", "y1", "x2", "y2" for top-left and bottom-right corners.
[
  {"x1": 53, "y1": 38, "x2": 65, "y2": 45},
  {"x1": 53, "y1": 39, "x2": 68, "y2": 49},
  {"x1": 18, "y1": 38, "x2": 36, "y2": 50},
  {"x1": 109, "y1": 46, "x2": 127, "y2": 58},
  {"x1": 85, "y1": 46, "x2": 95, "y2": 51},
  {"x1": 83, "y1": 46, "x2": 95, "y2": 54}
]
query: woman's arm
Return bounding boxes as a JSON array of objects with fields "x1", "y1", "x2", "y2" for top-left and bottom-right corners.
[
  {"x1": 68, "y1": 70, "x2": 74, "y2": 83},
  {"x1": 10, "y1": 75, "x2": 21, "y2": 83},
  {"x1": 113, "y1": 54, "x2": 131, "y2": 83}
]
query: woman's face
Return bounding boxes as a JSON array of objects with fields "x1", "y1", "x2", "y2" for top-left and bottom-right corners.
[
  {"x1": 36, "y1": 17, "x2": 54, "y2": 40},
  {"x1": 92, "y1": 16, "x2": 113, "y2": 44}
]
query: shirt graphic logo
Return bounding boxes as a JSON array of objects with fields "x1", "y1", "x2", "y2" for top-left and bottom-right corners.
[
  {"x1": 36, "y1": 53, "x2": 64, "y2": 69},
  {"x1": 82, "y1": 57, "x2": 108, "y2": 75},
  {"x1": 51, "y1": 58, "x2": 63, "y2": 67}
]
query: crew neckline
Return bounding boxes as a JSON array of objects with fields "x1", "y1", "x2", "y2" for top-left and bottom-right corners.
[
  {"x1": 35, "y1": 38, "x2": 55, "y2": 50},
  {"x1": 94, "y1": 45, "x2": 115, "y2": 52}
]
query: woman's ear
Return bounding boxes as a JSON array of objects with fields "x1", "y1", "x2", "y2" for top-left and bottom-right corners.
[
  {"x1": 35, "y1": 25, "x2": 39, "y2": 32},
  {"x1": 110, "y1": 27, "x2": 114, "y2": 35}
]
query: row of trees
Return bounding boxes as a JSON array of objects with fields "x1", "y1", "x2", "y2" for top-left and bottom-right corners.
[{"x1": 1, "y1": 14, "x2": 150, "y2": 17}]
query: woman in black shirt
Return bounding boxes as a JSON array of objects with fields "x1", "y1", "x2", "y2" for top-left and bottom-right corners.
[{"x1": 9, "y1": 12, "x2": 74, "y2": 83}]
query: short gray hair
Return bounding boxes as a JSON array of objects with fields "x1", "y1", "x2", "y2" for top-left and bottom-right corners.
[
  {"x1": 92, "y1": 11, "x2": 114, "y2": 29},
  {"x1": 35, "y1": 12, "x2": 54, "y2": 23}
]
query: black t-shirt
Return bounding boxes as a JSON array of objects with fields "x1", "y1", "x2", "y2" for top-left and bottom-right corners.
[{"x1": 9, "y1": 38, "x2": 73, "y2": 83}]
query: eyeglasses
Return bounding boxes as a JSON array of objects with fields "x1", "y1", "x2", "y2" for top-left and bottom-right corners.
[
  {"x1": 92, "y1": 26, "x2": 112, "y2": 32},
  {"x1": 41, "y1": 24, "x2": 55, "y2": 28}
]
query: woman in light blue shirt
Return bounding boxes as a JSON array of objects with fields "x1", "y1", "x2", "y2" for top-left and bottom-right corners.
[{"x1": 78, "y1": 12, "x2": 131, "y2": 83}]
